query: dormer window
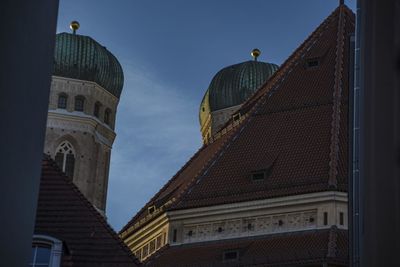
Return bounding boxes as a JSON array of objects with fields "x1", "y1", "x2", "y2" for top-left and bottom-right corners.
[
  {"x1": 251, "y1": 160, "x2": 275, "y2": 181},
  {"x1": 148, "y1": 205, "x2": 156, "y2": 214},
  {"x1": 251, "y1": 171, "x2": 265, "y2": 181},
  {"x1": 232, "y1": 113, "x2": 241, "y2": 122},
  {"x1": 223, "y1": 250, "x2": 239, "y2": 262},
  {"x1": 306, "y1": 58, "x2": 320, "y2": 68}
]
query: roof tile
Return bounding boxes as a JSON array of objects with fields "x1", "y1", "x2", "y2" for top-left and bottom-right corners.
[{"x1": 35, "y1": 157, "x2": 140, "y2": 266}]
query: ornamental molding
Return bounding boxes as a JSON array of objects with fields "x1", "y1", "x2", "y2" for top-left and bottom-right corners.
[
  {"x1": 168, "y1": 191, "x2": 347, "y2": 221},
  {"x1": 182, "y1": 209, "x2": 317, "y2": 244},
  {"x1": 47, "y1": 112, "x2": 115, "y2": 147}
]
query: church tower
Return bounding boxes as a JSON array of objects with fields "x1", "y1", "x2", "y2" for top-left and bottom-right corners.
[
  {"x1": 43, "y1": 21, "x2": 124, "y2": 214},
  {"x1": 199, "y1": 49, "x2": 278, "y2": 143}
]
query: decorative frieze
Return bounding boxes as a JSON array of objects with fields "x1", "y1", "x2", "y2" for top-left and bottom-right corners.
[{"x1": 182, "y1": 210, "x2": 317, "y2": 243}]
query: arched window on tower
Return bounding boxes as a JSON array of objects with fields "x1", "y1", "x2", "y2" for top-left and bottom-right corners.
[
  {"x1": 74, "y1": 95, "x2": 85, "y2": 112},
  {"x1": 55, "y1": 141, "x2": 75, "y2": 178},
  {"x1": 104, "y1": 108, "x2": 112, "y2": 126},
  {"x1": 57, "y1": 93, "x2": 68, "y2": 109},
  {"x1": 94, "y1": 101, "x2": 101, "y2": 118}
]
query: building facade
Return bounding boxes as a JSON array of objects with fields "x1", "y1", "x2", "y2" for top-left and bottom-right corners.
[
  {"x1": 43, "y1": 24, "x2": 124, "y2": 214},
  {"x1": 121, "y1": 4, "x2": 353, "y2": 266}
]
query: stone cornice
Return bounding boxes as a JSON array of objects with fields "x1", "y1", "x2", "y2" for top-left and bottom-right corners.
[
  {"x1": 47, "y1": 110, "x2": 116, "y2": 147},
  {"x1": 167, "y1": 191, "x2": 347, "y2": 221}
]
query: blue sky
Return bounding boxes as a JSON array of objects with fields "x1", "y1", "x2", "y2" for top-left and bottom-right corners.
[{"x1": 57, "y1": 0, "x2": 356, "y2": 231}]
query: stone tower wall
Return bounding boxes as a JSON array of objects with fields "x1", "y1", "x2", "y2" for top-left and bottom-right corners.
[{"x1": 43, "y1": 76, "x2": 118, "y2": 213}]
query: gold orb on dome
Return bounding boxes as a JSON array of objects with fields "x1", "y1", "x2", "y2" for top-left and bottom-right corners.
[
  {"x1": 251, "y1": 48, "x2": 261, "y2": 61},
  {"x1": 70, "y1": 21, "x2": 80, "y2": 33}
]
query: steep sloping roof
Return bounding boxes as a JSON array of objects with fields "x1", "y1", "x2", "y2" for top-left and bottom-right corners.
[
  {"x1": 121, "y1": 5, "x2": 354, "y2": 235},
  {"x1": 144, "y1": 227, "x2": 348, "y2": 267},
  {"x1": 35, "y1": 156, "x2": 140, "y2": 267},
  {"x1": 172, "y1": 5, "x2": 354, "y2": 210}
]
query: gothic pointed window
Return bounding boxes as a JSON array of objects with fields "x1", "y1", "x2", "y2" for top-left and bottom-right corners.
[
  {"x1": 74, "y1": 95, "x2": 85, "y2": 112},
  {"x1": 104, "y1": 108, "x2": 111, "y2": 125},
  {"x1": 55, "y1": 141, "x2": 76, "y2": 178},
  {"x1": 57, "y1": 93, "x2": 67, "y2": 109}
]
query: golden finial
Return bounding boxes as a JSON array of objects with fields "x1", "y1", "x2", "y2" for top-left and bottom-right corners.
[
  {"x1": 70, "y1": 21, "x2": 80, "y2": 34},
  {"x1": 251, "y1": 48, "x2": 261, "y2": 61}
]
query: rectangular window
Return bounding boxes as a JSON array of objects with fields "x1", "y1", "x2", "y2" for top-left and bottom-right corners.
[
  {"x1": 149, "y1": 240, "x2": 156, "y2": 253},
  {"x1": 323, "y1": 212, "x2": 328, "y2": 225},
  {"x1": 58, "y1": 95, "x2": 67, "y2": 109},
  {"x1": 223, "y1": 251, "x2": 239, "y2": 262},
  {"x1": 306, "y1": 58, "x2": 319, "y2": 68},
  {"x1": 156, "y1": 235, "x2": 162, "y2": 249},
  {"x1": 339, "y1": 212, "x2": 344, "y2": 225},
  {"x1": 74, "y1": 97, "x2": 84, "y2": 111},
  {"x1": 135, "y1": 249, "x2": 141, "y2": 260},
  {"x1": 172, "y1": 229, "x2": 177, "y2": 243},
  {"x1": 251, "y1": 171, "x2": 265, "y2": 181},
  {"x1": 142, "y1": 244, "x2": 149, "y2": 258},
  {"x1": 232, "y1": 113, "x2": 241, "y2": 122},
  {"x1": 148, "y1": 205, "x2": 156, "y2": 214}
]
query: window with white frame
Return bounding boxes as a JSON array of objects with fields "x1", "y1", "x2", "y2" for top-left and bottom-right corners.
[
  {"x1": 30, "y1": 235, "x2": 62, "y2": 267},
  {"x1": 55, "y1": 141, "x2": 76, "y2": 178}
]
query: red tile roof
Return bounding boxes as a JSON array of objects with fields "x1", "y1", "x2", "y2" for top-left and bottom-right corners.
[
  {"x1": 121, "y1": 5, "x2": 354, "y2": 235},
  {"x1": 35, "y1": 156, "x2": 140, "y2": 266},
  {"x1": 144, "y1": 227, "x2": 348, "y2": 267}
]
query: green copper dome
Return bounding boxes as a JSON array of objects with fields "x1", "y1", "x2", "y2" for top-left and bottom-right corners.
[
  {"x1": 207, "y1": 60, "x2": 279, "y2": 111},
  {"x1": 54, "y1": 32, "x2": 124, "y2": 98}
]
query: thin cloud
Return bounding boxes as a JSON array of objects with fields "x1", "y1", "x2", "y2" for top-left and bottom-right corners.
[{"x1": 106, "y1": 61, "x2": 202, "y2": 231}]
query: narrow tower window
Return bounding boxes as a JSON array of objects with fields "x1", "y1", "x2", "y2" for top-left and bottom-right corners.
[
  {"x1": 323, "y1": 212, "x2": 328, "y2": 226},
  {"x1": 57, "y1": 93, "x2": 67, "y2": 109},
  {"x1": 55, "y1": 141, "x2": 75, "y2": 178},
  {"x1": 339, "y1": 212, "x2": 344, "y2": 225},
  {"x1": 94, "y1": 101, "x2": 101, "y2": 118},
  {"x1": 74, "y1": 95, "x2": 85, "y2": 111},
  {"x1": 104, "y1": 108, "x2": 112, "y2": 125}
]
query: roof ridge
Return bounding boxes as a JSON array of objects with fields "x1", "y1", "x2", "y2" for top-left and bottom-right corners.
[
  {"x1": 120, "y1": 143, "x2": 211, "y2": 234},
  {"x1": 326, "y1": 225, "x2": 339, "y2": 258},
  {"x1": 209, "y1": 6, "x2": 342, "y2": 144},
  {"x1": 328, "y1": 5, "x2": 348, "y2": 189},
  {"x1": 42, "y1": 156, "x2": 140, "y2": 265}
]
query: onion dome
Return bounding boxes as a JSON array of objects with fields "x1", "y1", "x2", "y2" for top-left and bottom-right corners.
[
  {"x1": 200, "y1": 51, "x2": 279, "y2": 127},
  {"x1": 207, "y1": 59, "x2": 278, "y2": 112},
  {"x1": 53, "y1": 24, "x2": 124, "y2": 98}
]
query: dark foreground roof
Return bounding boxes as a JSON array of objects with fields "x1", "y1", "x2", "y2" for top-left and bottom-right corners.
[
  {"x1": 144, "y1": 227, "x2": 348, "y2": 267},
  {"x1": 121, "y1": 5, "x2": 354, "y2": 236},
  {"x1": 35, "y1": 157, "x2": 140, "y2": 267}
]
